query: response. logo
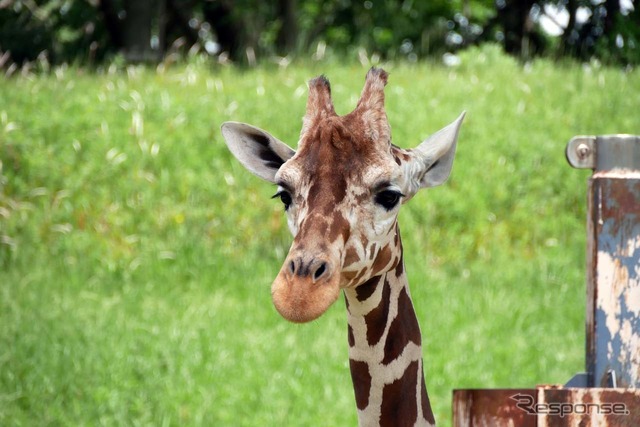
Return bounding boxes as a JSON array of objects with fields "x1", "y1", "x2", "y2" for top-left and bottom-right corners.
[{"x1": 510, "y1": 393, "x2": 630, "y2": 418}]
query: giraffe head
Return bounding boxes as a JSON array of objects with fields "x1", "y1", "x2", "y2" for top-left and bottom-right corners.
[{"x1": 222, "y1": 68, "x2": 463, "y2": 323}]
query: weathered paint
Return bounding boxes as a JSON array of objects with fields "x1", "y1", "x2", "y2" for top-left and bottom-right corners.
[
  {"x1": 453, "y1": 136, "x2": 640, "y2": 426},
  {"x1": 453, "y1": 387, "x2": 640, "y2": 427},
  {"x1": 587, "y1": 172, "x2": 640, "y2": 387},
  {"x1": 538, "y1": 386, "x2": 640, "y2": 427},
  {"x1": 452, "y1": 389, "x2": 537, "y2": 427}
]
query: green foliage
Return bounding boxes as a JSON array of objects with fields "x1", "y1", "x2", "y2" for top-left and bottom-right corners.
[
  {"x1": 298, "y1": 0, "x2": 462, "y2": 59},
  {"x1": 0, "y1": 0, "x2": 638, "y2": 67},
  {"x1": 0, "y1": 0, "x2": 113, "y2": 65},
  {"x1": 1, "y1": 50, "x2": 639, "y2": 425},
  {"x1": 594, "y1": 7, "x2": 640, "y2": 66}
]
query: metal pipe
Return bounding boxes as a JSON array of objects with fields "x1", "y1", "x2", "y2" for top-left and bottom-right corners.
[{"x1": 567, "y1": 135, "x2": 640, "y2": 388}]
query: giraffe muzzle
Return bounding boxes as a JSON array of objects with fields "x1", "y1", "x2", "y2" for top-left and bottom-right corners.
[{"x1": 271, "y1": 253, "x2": 341, "y2": 323}]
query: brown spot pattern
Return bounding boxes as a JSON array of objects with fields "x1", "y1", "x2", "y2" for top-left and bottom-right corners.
[
  {"x1": 355, "y1": 275, "x2": 381, "y2": 302},
  {"x1": 344, "y1": 246, "x2": 360, "y2": 267},
  {"x1": 348, "y1": 324, "x2": 355, "y2": 347},
  {"x1": 382, "y1": 286, "x2": 421, "y2": 364},
  {"x1": 349, "y1": 359, "x2": 371, "y2": 410},
  {"x1": 380, "y1": 360, "x2": 419, "y2": 426},
  {"x1": 364, "y1": 278, "x2": 391, "y2": 346},
  {"x1": 371, "y1": 245, "x2": 392, "y2": 274},
  {"x1": 368, "y1": 242, "x2": 377, "y2": 260},
  {"x1": 394, "y1": 252, "x2": 405, "y2": 277}
]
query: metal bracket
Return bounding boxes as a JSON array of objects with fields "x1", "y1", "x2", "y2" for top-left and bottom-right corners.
[
  {"x1": 566, "y1": 136, "x2": 596, "y2": 169},
  {"x1": 567, "y1": 134, "x2": 640, "y2": 171}
]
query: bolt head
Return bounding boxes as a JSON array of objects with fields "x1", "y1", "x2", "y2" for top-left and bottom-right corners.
[{"x1": 577, "y1": 143, "x2": 591, "y2": 159}]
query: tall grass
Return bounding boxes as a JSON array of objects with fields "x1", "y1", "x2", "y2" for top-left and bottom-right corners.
[{"x1": 1, "y1": 45, "x2": 639, "y2": 425}]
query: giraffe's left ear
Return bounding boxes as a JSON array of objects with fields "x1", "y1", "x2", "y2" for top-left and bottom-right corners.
[
  {"x1": 404, "y1": 112, "x2": 465, "y2": 194},
  {"x1": 221, "y1": 122, "x2": 296, "y2": 183}
]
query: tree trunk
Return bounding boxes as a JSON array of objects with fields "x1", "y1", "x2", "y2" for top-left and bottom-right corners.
[
  {"x1": 123, "y1": 0, "x2": 160, "y2": 62},
  {"x1": 496, "y1": 0, "x2": 536, "y2": 57},
  {"x1": 561, "y1": 0, "x2": 577, "y2": 53},
  {"x1": 275, "y1": 0, "x2": 298, "y2": 55},
  {"x1": 97, "y1": 0, "x2": 124, "y2": 49},
  {"x1": 165, "y1": 0, "x2": 200, "y2": 50},
  {"x1": 203, "y1": 0, "x2": 244, "y2": 62},
  {"x1": 603, "y1": 0, "x2": 621, "y2": 36}
]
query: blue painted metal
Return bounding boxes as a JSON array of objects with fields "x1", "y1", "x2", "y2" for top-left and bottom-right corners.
[
  {"x1": 568, "y1": 134, "x2": 640, "y2": 387},
  {"x1": 587, "y1": 170, "x2": 640, "y2": 387}
]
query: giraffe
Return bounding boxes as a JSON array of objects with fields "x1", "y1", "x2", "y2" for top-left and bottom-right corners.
[{"x1": 221, "y1": 68, "x2": 464, "y2": 427}]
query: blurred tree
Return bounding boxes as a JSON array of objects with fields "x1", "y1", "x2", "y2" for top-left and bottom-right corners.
[
  {"x1": 276, "y1": 0, "x2": 298, "y2": 55},
  {"x1": 98, "y1": 0, "x2": 124, "y2": 51},
  {"x1": 0, "y1": 0, "x2": 637, "y2": 67},
  {"x1": 497, "y1": 0, "x2": 538, "y2": 55},
  {"x1": 122, "y1": 0, "x2": 163, "y2": 62},
  {"x1": 0, "y1": 2, "x2": 53, "y2": 65},
  {"x1": 202, "y1": 0, "x2": 245, "y2": 61},
  {"x1": 556, "y1": 0, "x2": 639, "y2": 64}
]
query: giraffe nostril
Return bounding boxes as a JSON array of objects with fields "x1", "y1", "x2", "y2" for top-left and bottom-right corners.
[
  {"x1": 287, "y1": 256, "x2": 329, "y2": 280},
  {"x1": 313, "y1": 262, "x2": 327, "y2": 282}
]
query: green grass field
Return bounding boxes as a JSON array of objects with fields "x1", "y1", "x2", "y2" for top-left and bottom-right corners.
[{"x1": 1, "y1": 45, "x2": 639, "y2": 425}]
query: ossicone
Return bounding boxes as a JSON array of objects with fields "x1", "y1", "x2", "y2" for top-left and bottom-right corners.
[
  {"x1": 355, "y1": 67, "x2": 389, "y2": 112},
  {"x1": 351, "y1": 67, "x2": 391, "y2": 144},
  {"x1": 304, "y1": 75, "x2": 336, "y2": 123}
]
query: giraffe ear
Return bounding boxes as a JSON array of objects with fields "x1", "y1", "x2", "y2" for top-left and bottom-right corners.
[
  {"x1": 221, "y1": 122, "x2": 296, "y2": 183},
  {"x1": 406, "y1": 112, "x2": 465, "y2": 192}
]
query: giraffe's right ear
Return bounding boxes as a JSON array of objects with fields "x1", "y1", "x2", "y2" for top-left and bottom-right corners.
[{"x1": 221, "y1": 122, "x2": 296, "y2": 183}]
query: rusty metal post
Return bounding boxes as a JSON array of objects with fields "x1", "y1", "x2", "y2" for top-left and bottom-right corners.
[
  {"x1": 452, "y1": 135, "x2": 640, "y2": 427},
  {"x1": 566, "y1": 135, "x2": 640, "y2": 388}
]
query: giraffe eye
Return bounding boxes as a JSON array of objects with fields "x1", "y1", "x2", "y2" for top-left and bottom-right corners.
[
  {"x1": 272, "y1": 190, "x2": 293, "y2": 210},
  {"x1": 375, "y1": 190, "x2": 404, "y2": 211}
]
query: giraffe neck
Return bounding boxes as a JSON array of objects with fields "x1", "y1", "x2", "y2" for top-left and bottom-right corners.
[{"x1": 344, "y1": 244, "x2": 435, "y2": 427}]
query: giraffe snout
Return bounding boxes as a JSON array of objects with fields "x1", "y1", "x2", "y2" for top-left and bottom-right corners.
[{"x1": 271, "y1": 251, "x2": 341, "y2": 323}]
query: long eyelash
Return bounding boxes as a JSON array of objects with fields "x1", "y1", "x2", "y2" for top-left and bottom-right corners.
[{"x1": 272, "y1": 189, "x2": 293, "y2": 210}]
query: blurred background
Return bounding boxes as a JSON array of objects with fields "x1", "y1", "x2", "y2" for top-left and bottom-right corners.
[
  {"x1": 0, "y1": 0, "x2": 638, "y2": 69},
  {"x1": 1, "y1": 1, "x2": 639, "y2": 426}
]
